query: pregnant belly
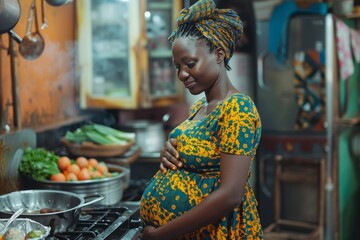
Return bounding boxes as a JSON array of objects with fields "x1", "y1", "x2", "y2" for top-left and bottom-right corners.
[{"x1": 140, "y1": 169, "x2": 219, "y2": 227}]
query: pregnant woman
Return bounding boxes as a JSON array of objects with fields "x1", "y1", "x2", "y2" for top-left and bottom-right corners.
[{"x1": 140, "y1": 0, "x2": 263, "y2": 239}]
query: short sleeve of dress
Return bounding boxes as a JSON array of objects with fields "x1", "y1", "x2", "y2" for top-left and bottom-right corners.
[{"x1": 218, "y1": 94, "x2": 262, "y2": 156}]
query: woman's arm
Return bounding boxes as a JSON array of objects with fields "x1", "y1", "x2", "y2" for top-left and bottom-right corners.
[{"x1": 143, "y1": 153, "x2": 252, "y2": 240}]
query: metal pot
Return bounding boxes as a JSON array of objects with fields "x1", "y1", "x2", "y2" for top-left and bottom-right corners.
[
  {"x1": 0, "y1": 189, "x2": 104, "y2": 232},
  {"x1": 120, "y1": 120, "x2": 166, "y2": 154},
  {"x1": 0, "y1": 0, "x2": 22, "y2": 43},
  {"x1": 20, "y1": 164, "x2": 129, "y2": 206}
]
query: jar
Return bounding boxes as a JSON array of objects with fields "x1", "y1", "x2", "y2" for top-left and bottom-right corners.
[{"x1": 333, "y1": 0, "x2": 354, "y2": 15}]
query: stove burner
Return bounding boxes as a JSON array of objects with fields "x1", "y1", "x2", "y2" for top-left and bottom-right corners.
[
  {"x1": 122, "y1": 179, "x2": 148, "y2": 202},
  {"x1": 46, "y1": 205, "x2": 142, "y2": 240}
]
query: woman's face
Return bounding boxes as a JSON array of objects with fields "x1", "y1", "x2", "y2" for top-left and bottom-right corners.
[{"x1": 172, "y1": 37, "x2": 221, "y2": 95}]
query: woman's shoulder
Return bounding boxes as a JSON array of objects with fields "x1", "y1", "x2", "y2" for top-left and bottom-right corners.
[
  {"x1": 223, "y1": 93, "x2": 256, "y2": 107},
  {"x1": 220, "y1": 93, "x2": 260, "y2": 117}
]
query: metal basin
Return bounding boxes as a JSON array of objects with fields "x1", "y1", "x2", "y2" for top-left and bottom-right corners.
[{"x1": 21, "y1": 164, "x2": 130, "y2": 206}]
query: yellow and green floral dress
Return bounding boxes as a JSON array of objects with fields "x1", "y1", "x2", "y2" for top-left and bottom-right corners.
[{"x1": 140, "y1": 93, "x2": 263, "y2": 239}]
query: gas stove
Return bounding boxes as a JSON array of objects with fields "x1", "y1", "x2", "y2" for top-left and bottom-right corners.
[
  {"x1": 45, "y1": 180, "x2": 147, "y2": 240},
  {"x1": 46, "y1": 203, "x2": 141, "y2": 240}
]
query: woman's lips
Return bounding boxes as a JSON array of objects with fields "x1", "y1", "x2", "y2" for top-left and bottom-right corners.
[{"x1": 184, "y1": 81, "x2": 196, "y2": 89}]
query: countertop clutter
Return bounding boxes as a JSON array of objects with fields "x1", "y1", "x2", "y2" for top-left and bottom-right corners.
[{"x1": 0, "y1": 123, "x2": 148, "y2": 239}]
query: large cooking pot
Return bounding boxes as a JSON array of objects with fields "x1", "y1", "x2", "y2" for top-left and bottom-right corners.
[
  {"x1": 0, "y1": 189, "x2": 104, "y2": 232},
  {"x1": 0, "y1": 0, "x2": 22, "y2": 43},
  {"x1": 120, "y1": 120, "x2": 166, "y2": 154},
  {"x1": 20, "y1": 164, "x2": 130, "y2": 206}
]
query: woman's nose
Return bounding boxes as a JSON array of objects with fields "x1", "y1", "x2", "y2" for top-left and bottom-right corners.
[{"x1": 178, "y1": 69, "x2": 190, "y2": 82}]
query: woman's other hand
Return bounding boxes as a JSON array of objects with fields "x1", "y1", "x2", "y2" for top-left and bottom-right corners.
[
  {"x1": 141, "y1": 226, "x2": 156, "y2": 240},
  {"x1": 160, "y1": 138, "x2": 182, "y2": 173}
]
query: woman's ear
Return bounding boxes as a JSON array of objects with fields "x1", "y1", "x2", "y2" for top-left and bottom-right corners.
[{"x1": 215, "y1": 47, "x2": 225, "y2": 64}]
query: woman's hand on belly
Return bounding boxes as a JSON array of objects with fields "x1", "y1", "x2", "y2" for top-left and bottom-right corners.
[
  {"x1": 142, "y1": 225, "x2": 157, "y2": 240},
  {"x1": 160, "y1": 138, "x2": 182, "y2": 173}
]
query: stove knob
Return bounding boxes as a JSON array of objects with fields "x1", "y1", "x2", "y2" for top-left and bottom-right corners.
[{"x1": 129, "y1": 219, "x2": 142, "y2": 228}]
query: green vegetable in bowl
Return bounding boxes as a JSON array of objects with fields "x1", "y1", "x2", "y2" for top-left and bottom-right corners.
[
  {"x1": 64, "y1": 123, "x2": 135, "y2": 145},
  {"x1": 25, "y1": 230, "x2": 43, "y2": 239},
  {"x1": 19, "y1": 147, "x2": 60, "y2": 181}
]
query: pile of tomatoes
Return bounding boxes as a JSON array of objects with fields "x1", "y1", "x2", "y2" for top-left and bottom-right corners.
[{"x1": 50, "y1": 156, "x2": 111, "y2": 182}]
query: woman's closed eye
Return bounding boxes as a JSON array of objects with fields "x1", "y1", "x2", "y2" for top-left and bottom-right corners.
[
  {"x1": 186, "y1": 62, "x2": 195, "y2": 69},
  {"x1": 174, "y1": 62, "x2": 195, "y2": 71}
]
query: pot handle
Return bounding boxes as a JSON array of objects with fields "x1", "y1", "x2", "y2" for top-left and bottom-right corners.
[
  {"x1": 8, "y1": 30, "x2": 22, "y2": 44},
  {"x1": 78, "y1": 194, "x2": 105, "y2": 208}
]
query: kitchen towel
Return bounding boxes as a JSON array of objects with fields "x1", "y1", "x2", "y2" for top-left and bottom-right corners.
[
  {"x1": 334, "y1": 17, "x2": 354, "y2": 80},
  {"x1": 268, "y1": 1, "x2": 327, "y2": 64},
  {"x1": 350, "y1": 28, "x2": 360, "y2": 63}
]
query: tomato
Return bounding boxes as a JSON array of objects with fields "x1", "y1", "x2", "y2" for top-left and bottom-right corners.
[
  {"x1": 97, "y1": 163, "x2": 109, "y2": 174},
  {"x1": 58, "y1": 156, "x2": 71, "y2": 171},
  {"x1": 66, "y1": 172, "x2": 78, "y2": 181},
  {"x1": 77, "y1": 168, "x2": 91, "y2": 181},
  {"x1": 67, "y1": 164, "x2": 80, "y2": 175},
  {"x1": 76, "y1": 157, "x2": 89, "y2": 169},
  {"x1": 88, "y1": 158, "x2": 99, "y2": 167},
  {"x1": 91, "y1": 170, "x2": 103, "y2": 179},
  {"x1": 50, "y1": 173, "x2": 66, "y2": 182}
]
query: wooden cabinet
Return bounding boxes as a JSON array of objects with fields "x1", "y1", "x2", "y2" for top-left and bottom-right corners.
[{"x1": 76, "y1": 0, "x2": 182, "y2": 109}]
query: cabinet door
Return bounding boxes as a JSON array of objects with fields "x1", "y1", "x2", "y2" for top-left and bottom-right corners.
[
  {"x1": 76, "y1": 0, "x2": 183, "y2": 109},
  {"x1": 76, "y1": 0, "x2": 142, "y2": 109},
  {"x1": 144, "y1": 0, "x2": 183, "y2": 107},
  {"x1": 142, "y1": 0, "x2": 184, "y2": 107}
]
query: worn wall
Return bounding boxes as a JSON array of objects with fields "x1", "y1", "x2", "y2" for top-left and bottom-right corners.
[{"x1": 0, "y1": 1, "x2": 80, "y2": 132}]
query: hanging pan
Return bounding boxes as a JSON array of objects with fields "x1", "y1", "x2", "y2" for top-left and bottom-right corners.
[{"x1": 0, "y1": 0, "x2": 22, "y2": 43}]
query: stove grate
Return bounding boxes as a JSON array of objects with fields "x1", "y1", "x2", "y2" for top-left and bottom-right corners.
[{"x1": 46, "y1": 205, "x2": 141, "y2": 240}]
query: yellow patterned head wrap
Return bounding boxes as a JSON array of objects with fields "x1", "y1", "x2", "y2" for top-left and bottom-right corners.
[{"x1": 169, "y1": 0, "x2": 243, "y2": 66}]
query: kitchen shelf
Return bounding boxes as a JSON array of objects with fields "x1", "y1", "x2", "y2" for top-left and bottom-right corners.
[
  {"x1": 149, "y1": 49, "x2": 172, "y2": 58},
  {"x1": 148, "y1": 2, "x2": 172, "y2": 9},
  {"x1": 94, "y1": 53, "x2": 128, "y2": 59}
]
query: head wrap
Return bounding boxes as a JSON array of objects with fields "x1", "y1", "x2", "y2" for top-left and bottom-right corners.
[{"x1": 169, "y1": 0, "x2": 243, "y2": 65}]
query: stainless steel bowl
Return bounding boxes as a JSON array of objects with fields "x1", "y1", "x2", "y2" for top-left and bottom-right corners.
[{"x1": 21, "y1": 164, "x2": 129, "y2": 206}]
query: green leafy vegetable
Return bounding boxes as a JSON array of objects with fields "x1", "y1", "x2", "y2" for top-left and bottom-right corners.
[
  {"x1": 64, "y1": 123, "x2": 135, "y2": 145},
  {"x1": 19, "y1": 147, "x2": 60, "y2": 181}
]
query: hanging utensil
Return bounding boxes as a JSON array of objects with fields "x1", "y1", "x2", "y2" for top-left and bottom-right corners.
[
  {"x1": 0, "y1": 208, "x2": 25, "y2": 235},
  {"x1": 41, "y1": 0, "x2": 48, "y2": 30},
  {"x1": 19, "y1": 0, "x2": 45, "y2": 60}
]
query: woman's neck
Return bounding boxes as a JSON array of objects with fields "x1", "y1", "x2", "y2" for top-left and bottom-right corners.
[{"x1": 205, "y1": 72, "x2": 238, "y2": 105}]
